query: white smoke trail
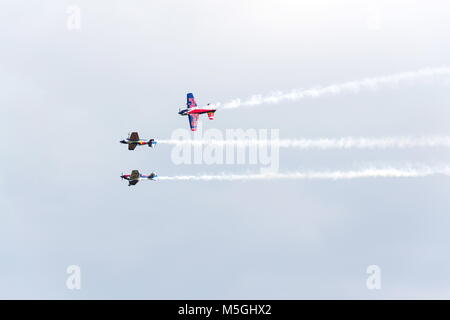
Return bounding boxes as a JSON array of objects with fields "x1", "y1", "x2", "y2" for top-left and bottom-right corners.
[
  {"x1": 158, "y1": 136, "x2": 450, "y2": 149},
  {"x1": 216, "y1": 66, "x2": 450, "y2": 109},
  {"x1": 158, "y1": 166, "x2": 450, "y2": 181}
]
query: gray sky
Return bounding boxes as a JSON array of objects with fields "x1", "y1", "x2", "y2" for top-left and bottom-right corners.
[{"x1": 1, "y1": 0, "x2": 450, "y2": 299}]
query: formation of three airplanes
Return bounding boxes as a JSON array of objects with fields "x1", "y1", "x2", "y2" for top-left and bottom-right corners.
[{"x1": 120, "y1": 93, "x2": 216, "y2": 186}]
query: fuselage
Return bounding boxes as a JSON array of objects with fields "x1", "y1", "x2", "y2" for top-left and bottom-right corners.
[
  {"x1": 120, "y1": 139, "x2": 148, "y2": 145},
  {"x1": 178, "y1": 106, "x2": 216, "y2": 116},
  {"x1": 120, "y1": 174, "x2": 157, "y2": 181}
]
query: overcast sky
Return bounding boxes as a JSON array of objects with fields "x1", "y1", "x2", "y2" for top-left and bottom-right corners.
[{"x1": 1, "y1": 0, "x2": 450, "y2": 299}]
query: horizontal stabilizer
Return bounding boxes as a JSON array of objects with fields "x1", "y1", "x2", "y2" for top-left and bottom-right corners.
[{"x1": 207, "y1": 111, "x2": 215, "y2": 120}]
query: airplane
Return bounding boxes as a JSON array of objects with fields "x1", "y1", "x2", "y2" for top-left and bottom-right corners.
[
  {"x1": 120, "y1": 170, "x2": 157, "y2": 186},
  {"x1": 120, "y1": 132, "x2": 156, "y2": 150},
  {"x1": 178, "y1": 93, "x2": 216, "y2": 131}
]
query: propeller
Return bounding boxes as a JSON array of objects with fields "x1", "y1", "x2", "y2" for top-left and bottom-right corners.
[{"x1": 120, "y1": 172, "x2": 124, "y2": 180}]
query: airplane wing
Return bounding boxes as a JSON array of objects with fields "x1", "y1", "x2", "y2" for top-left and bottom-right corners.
[
  {"x1": 128, "y1": 144, "x2": 137, "y2": 150},
  {"x1": 129, "y1": 180, "x2": 139, "y2": 186},
  {"x1": 130, "y1": 170, "x2": 140, "y2": 180},
  {"x1": 188, "y1": 114, "x2": 199, "y2": 131},
  {"x1": 187, "y1": 93, "x2": 197, "y2": 109},
  {"x1": 129, "y1": 132, "x2": 139, "y2": 141}
]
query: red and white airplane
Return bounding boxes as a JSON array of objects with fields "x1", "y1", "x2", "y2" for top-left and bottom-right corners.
[{"x1": 178, "y1": 93, "x2": 216, "y2": 131}]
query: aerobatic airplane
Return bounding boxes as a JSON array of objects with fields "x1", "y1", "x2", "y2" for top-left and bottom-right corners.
[
  {"x1": 120, "y1": 170, "x2": 157, "y2": 186},
  {"x1": 178, "y1": 93, "x2": 216, "y2": 131},
  {"x1": 120, "y1": 132, "x2": 156, "y2": 150}
]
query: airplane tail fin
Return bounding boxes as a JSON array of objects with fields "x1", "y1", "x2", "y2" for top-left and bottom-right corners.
[{"x1": 148, "y1": 139, "x2": 157, "y2": 147}]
